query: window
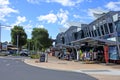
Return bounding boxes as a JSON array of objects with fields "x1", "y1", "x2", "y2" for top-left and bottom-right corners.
[
  {"x1": 92, "y1": 31, "x2": 94, "y2": 37},
  {"x1": 118, "y1": 37, "x2": 120, "y2": 42},
  {"x1": 100, "y1": 25, "x2": 105, "y2": 35},
  {"x1": 104, "y1": 23, "x2": 109, "y2": 34},
  {"x1": 94, "y1": 30, "x2": 97, "y2": 37},
  {"x1": 61, "y1": 37, "x2": 65, "y2": 44},
  {"x1": 93, "y1": 25, "x2": 96, "y2": 30},
  {"x1": 108, "y1": 23, "x2": 114, "y2": 33},
  {"x1": 81, "y1": 30, "x2": 84, "y2": 38},
  {"x1": 116, "y1": 21, "x2": 120, "y2": 32},
  {"x1": 89, "y1": 31, "x2": 91, "y2": 37},
  {"x1": 74, "y1": 32, "x2": 78, "y2": 40},
  {"x1": 97, "y1": 28, "x2": 101, "y2": 36}
]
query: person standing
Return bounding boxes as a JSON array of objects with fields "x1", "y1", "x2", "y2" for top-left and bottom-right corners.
[{"x1": 79, "y1": 49, "x2": 83, "y2": 61}]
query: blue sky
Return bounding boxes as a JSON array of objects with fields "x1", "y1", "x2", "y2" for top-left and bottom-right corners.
[{"x1": 0, "y1": 0, "x2": 120, "y2": 42}]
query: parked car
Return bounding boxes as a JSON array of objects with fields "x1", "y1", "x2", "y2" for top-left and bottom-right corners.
[
  {"x1": 20, "y1": 49, "x2": 29, "y2": 56},
  {"x1": 0, "y1": 51, "x2": 10, "y2": 56}
]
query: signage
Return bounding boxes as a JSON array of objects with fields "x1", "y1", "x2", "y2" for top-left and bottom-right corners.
[{"x1": 2, "y1": 43, "x2": 7, "y2": 50}]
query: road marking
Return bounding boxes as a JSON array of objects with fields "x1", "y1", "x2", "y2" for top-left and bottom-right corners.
[{"x1": 74, "y1": 69, "x2": 120, "y2": 75}]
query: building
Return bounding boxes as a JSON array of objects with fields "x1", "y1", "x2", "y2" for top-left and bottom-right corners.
[{"x1": 55, "y1": 11, "x2": 120, "y2": 62}]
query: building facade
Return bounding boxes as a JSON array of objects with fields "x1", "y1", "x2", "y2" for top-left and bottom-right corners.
[{"x1": 55, "y1": 11, "x2": 120, "y2": 61}]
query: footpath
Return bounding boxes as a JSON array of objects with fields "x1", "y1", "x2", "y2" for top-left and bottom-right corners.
[{"x1": 24, "y1": 55, "x2": 120, "y2": 80}]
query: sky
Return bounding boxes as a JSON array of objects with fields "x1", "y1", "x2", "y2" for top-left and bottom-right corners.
[{"x1": 0, "y1": 0, "x2": 120, "y2": 42}]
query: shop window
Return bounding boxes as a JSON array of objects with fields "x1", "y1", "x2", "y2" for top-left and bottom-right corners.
[
  {"x1": 108, "y1": 23, "x2": 114, "y2": 33},
  {"x1": 104, "y1": 23, "x2": 109, "y2": 34}
]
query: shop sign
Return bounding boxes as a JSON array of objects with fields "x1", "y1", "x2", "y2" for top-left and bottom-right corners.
[{"x1": 2, "y1": 43, "x2": 7, "y2": 50}]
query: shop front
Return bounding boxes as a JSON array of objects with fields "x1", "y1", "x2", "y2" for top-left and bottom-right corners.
[
  {"x1": 71, "y1": 37, "x2": 120, "y2": 63},
  {"x1": 55, "y1": 44, "x2": 77, "y2": 60}
]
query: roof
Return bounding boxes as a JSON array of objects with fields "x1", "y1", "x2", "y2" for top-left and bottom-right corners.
[
  {"x1": 55, "y1": 43, "x2": 76, "y2": 48},
  {"x1": 71, "y1": 37, "x2": 120, "y2": 46}
]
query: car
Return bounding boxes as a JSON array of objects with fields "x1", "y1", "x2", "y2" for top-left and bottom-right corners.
[{"x1": 20, "y1": 49, "x2": 29, "y2": 56}]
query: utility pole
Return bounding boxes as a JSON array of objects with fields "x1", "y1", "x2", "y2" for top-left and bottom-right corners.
[
  {"x1": 0, "y1": 23, "x2": 1, "y2": 51},
  {"x1": 17, "y1": 35, "x2": 19, "y2": 54},
  {"x1": 0, "y1": 23, "x2": 12, "y2": 51}
]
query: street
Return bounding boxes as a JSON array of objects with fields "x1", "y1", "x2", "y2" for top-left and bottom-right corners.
[{"x1": 0, "y1": 57, "x2": 97, "y2": 80}]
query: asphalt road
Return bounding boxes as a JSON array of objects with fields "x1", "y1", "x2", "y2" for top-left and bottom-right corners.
[{"x1": 0, "y1": 57, "x2": 97, "y2": 80}]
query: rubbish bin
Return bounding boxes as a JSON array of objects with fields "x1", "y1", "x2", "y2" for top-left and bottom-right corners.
[{"x1": 40, "y1": 54, "x2": 45, "y2": 62}]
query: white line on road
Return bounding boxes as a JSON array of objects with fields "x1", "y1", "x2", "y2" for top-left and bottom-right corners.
[{"x1": 74, "y1": 69, "x2": 120, "y2": 75}]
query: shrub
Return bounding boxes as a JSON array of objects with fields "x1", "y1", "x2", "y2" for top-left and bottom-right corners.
[{"x1": 30, "y1": 54, "x2": 40, "y2": 59}]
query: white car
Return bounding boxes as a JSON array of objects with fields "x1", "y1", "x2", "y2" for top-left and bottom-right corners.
[{"x1": 20, "y1": 49, "x2": 29, "y2": 56}]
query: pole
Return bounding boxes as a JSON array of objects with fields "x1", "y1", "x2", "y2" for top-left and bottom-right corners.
[
  {"x1": 0, "y1": 23, "x2": 1, "y2": 51},
  {"x1": 17, "y1": 35, "x2": 19, "y2": 54}
]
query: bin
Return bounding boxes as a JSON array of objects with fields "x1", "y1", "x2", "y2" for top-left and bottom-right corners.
[{"x1": 40, "y1": 54, "x2": 45, "y2": 62}]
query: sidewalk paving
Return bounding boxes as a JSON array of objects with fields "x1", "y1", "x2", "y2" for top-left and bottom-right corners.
[{"x1": 24, "y1": 55, "x2": 120, "y2": 80}]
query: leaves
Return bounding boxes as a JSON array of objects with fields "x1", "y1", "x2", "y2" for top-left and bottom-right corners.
[
  {"x1": 11, "y1": 25, "x2": 27, "y2": 49},
  {"x1": 32, "y1": 28, "x2": 52, "y2": 51}
]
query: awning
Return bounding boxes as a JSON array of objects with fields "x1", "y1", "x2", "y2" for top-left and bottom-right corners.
[
  {"x1": 55, "y1": 43, "x2": 76, "y2": 49},
  {"x1": 71, "y1": 37, "x2": 120, "y2": 46},
  {"x1": 8, "y1": 47, "x2": 18, "y2": 50}
]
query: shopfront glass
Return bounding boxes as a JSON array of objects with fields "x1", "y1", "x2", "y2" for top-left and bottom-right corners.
[
  {"x1": 109, "y1": 46, "x2": 119, "y2": 60},
  {"x1": 116, "y1": 21, "x2": 120, "y2": 42}
]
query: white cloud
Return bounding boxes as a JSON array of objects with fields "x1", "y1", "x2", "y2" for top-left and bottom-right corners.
[
  {"x1": 105, "y1": 1, "x2": 120, "y2": 11},
  {"x1": 36, "y1": 24, "x2": 44, "y2": 28},
  {"x1": 0, "y1": 0, "x2": 18, "y2": 21},
  {"x1": 46, "y1": 0, "x2": 83, "y2": 6},
  {"x1": 57, "y1": 9, "x2": 69, "y2": 26},
  {"x1": 37, "y1": 9, "x2": 69, "y2": 28},
  {"x1": 14, "y1": 16, "x2": 27, "y2": 25},
  {"x1": 27, "y1": 0, "x2": 83, "y2": 6},
  {"x1": 24, "y1": 23, "x2": 33, "y2": 32},
  {"x1": 73, "y1": 14, "x2": 80, "y2": 18},
  {"x1": 27, "y1": 0, "x2": 40, "y2": 4},
  {"x1": 4, "y1": 16, "x2": 27, "y2": 30},
  {"x1": 88, "y1": 8, "x2": 108, "y2": 19},
  {"x1": 37, "y1": 13, "x2": 57, "y2": 23}
]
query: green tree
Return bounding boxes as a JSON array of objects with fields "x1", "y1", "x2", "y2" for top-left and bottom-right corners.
[
  {"x1": 11, "y1": 25, "x2": 27, "y2": 49},
  {"x1": 32, "y1": 28, "x2": 52, "y2": 51},
  {"x1": 25, "y1": 39, "x2": 34, "y2": 51}
]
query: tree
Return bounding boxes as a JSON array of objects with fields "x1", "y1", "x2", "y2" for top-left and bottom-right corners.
[
  {"x1": 25, "y1": 39, "x2": 34, "y2": 51},
  {"x1": 11, "y1": 25, "x2": 27, "y2": 49},
  {"x1": 32, "y1": 28, "x2": 52, "y2": 51}
]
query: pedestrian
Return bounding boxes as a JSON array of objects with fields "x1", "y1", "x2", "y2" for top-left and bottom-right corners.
[
  {"x1": 45, "y1": 51, "x2": 48, "y2": 62},
  {"x1": 79, "y1": 49, "x2": 83, "y2": 61}
]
